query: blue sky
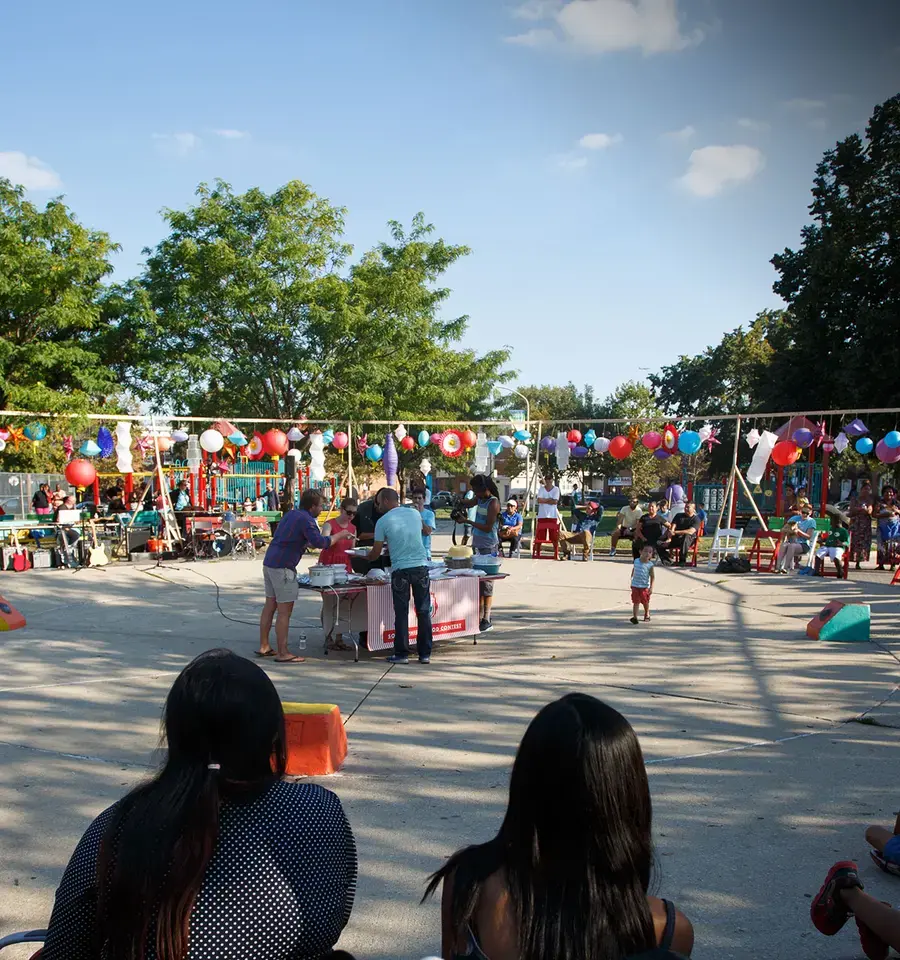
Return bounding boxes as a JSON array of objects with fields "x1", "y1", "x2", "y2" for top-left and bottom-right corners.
[{"x1": 3, "y1": 0, "x2": 898, "y2": 398}]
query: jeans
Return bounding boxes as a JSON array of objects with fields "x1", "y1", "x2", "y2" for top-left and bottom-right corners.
[
  {"x1": 671, "y1": 531, "x2": 696, "y2": 564},
  {"x1": 390, "y1": 566, "x2": 433, "y2": 659}
]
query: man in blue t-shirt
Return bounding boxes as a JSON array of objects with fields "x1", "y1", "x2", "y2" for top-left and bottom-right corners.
[
  {"x1": 410, "y1": 490, "x2": 436, "y2": 559},
  {"x1": 498, "y1": 499, "x2": 523, "y2": 557},
  {"x1": 367, "y1": 488, "x2": 433, "y2": 664}
]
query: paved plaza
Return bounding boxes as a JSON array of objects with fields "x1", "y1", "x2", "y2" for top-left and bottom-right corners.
[{"x1": 1, "y1": 539, "x2": 900, "y2": 959}]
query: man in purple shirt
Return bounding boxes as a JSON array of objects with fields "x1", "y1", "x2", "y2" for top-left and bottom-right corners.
[{"x1": 258, "y1": 488, "x2": 354, "y2": 663}]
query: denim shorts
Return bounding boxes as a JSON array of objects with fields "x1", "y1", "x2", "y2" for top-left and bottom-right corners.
[{"x1": 884, "y1": 834, "x2": 900, "y2": 864}]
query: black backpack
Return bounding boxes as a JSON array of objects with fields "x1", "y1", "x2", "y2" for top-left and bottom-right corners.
[{"x1": 716, "y1": 554, "x2": 751, "y2": 574}]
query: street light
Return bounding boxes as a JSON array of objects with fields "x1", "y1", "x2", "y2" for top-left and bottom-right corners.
[{"x1": 495, "y1": 385, "x2": 531, "y2": 510}]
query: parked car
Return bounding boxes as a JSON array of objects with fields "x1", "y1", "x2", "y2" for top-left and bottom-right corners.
[
  {"x1": 430, "y1": 490, "x2": 454, "y2": 509},
  {"x1": 0, "y1": 495, "x2": 23, "y2": 518}
]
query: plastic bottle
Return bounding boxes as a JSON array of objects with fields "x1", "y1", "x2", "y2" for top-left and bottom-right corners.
[{"x1": 296, "y1": 633, "x2": 307, "y2": 651}]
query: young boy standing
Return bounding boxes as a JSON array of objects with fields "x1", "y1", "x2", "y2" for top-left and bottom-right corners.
[{"x1": 630, "y1": 544, "x2": 655, "y2": 624}]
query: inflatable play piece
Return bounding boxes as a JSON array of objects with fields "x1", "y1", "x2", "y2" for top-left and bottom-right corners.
[
  {"x1": 807, "y1": 600, "x2": 871, "y2": 643},
  {"x1": 282, "y1": 702, "x2": 347, "y2": 776},
  {"x1": 0, "y1": 595, "x2": 26, "y2": 631}
]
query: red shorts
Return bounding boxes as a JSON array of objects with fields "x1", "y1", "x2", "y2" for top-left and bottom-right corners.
[{"x1": 631, "y1": 587, "x2": 651, "y2": 605}]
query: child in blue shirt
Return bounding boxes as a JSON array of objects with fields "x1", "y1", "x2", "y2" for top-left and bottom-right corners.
[{"x1": 630, "y1": 545, "x2": 656, "y2": 623}]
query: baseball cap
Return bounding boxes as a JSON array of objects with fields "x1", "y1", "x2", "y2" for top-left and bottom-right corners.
[{"x1": 507, "y1": 498, "x2": 518, "y2": 505}]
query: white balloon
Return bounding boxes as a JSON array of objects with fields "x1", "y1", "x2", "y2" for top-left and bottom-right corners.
[
  {"x1": 419, "y1": 458, "x2": 432, "y2": 476},
  {"x1": 593, "y1": 436, "x2": 610, "y2": 453},
  {"x1": 199, "y1": 429, "x2": 225, "y2": 453},
  {"x1": 287, "y1": 427, "x2": 304, "y2": 441},
  {"x1": 556, "y1": 432, "x2": 570, "y2": 470},
  {"x1": 394, "y1": 423, "x2": 407, "y2": 441},
  {"x1": 746, "y1": 430, "x2": 777, "y2": 485},
  {"x1": 498, "y1": 435, "x2": 515, "y2": 449},
  {"x1": 8, "y1": 474, "x2": 19, "y2": 486},
  {"x1": 514, "y1": 443, "x2": 529, "y2": 460},
  {"x1": 115, "y1": 421, "x2": 134, "y2": 474},
  {"x1": 745, "y1": 428, "x2": 760, "y2": 449},
  {"x1": 287, "y1": 448, "x2": 303, "y2": 459},
  {"x1": 698, "y1": 423, "x2": 713, "y2": 442},
  {"x1": 0, "y1": 438, "x2": 5, "y2": 453}
]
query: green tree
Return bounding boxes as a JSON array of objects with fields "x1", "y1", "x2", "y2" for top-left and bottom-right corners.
[
  {"x1": 771, "y1": 94, "x2": 900, "y2": 409},
  {"x1": 648, "y1": 309, "x2": 789, "y2": 416},
  {"x1": 0, "y1": 179, "x2": 121, "y2": 468},
  {"x1": 112, "y1": 180, "x2": 511, "y2": 421},
  {"x1": 514, "y1": 383, "x2": 599, "y2": 424}
]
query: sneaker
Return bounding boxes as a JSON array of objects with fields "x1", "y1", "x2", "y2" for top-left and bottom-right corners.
[
  {"x1": 418, "y1": 656, "x2": 431, "y2": 664},
  {"x1": 386, "y1": 655, "x2": 409, "y2": 665},
  {"x1": 479, "y1": 619, "x2": 494, "y2": 633},
  {"x1": 609, "y1": 549, "x2": 616, "y2": 557},
  {"x1": 630, "y1": 616, "x2": 639, "y2": 624},
  {"x1": 811, "y1": 861, "x2": 862, "y2": 936}
]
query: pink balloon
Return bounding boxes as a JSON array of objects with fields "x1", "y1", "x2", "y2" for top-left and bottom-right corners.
[
  {"x1": 876, "y1": 439, "x2": 900, "y2": 464},
  {"x1": 332, "y1": 431, "x2": 349, "y2": 450},
  {"x1": 430, "y1": 433, "x2": 441, "y2": 445},
  {"x1": 641, "y1": 431, "x2": 662, "y2": 450}
]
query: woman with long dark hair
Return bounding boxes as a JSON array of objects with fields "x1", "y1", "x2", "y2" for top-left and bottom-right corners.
[
  {"x1": 43, "y1": 649, "x2": 357, "y2": 960},
  {"x1": 461, "y1": 474, "x2": 502, "y2": 632},
  {"x1": 424, "y1": 694, "x2": 693, "y2": 960}
]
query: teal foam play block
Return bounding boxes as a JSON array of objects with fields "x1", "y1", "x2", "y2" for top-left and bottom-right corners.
[{"x1": 819, "y1": 603, "x2": 871, "y2": 642}]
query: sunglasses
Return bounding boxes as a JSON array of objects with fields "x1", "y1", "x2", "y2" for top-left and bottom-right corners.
[{"x1": 344, "y1": 508, "x2": 357, "y2": 515}]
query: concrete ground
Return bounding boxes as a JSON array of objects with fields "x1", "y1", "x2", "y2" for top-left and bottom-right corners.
[{"x1": 1, "y1": 533, "x2": 900, "y2": 960}]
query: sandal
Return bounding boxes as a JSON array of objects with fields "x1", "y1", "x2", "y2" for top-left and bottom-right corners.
[
  {"x1": 254, "y1": 650, "x2": 276, "y2": 658},
  {"x1": 870, "y1": 849, "x2": 900, "y2": 877},
  {"x1": 811, "y1": 861, "x2": 863, "y2": 935},
  {"x1": 273, "y1": 655, "x2": 306, "y2": 664}
]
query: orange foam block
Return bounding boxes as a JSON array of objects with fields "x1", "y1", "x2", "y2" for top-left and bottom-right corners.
[
  {"x1": 0, "y1": 595, "x2": 25, "y2": 631},
  {"x1": 282, "y1": 702, "x2": 347, "y2": 776}
]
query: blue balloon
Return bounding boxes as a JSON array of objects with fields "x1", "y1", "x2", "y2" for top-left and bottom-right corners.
[
  {"x1": 855, "y1": 437, "x2": 874, "y2": 455},
  {"x1": 418, "y1": 430, "x2": 431, "y2": 447},
  {"x1": 24, "y1": 422, "x2": 47, "y2": 441},
  {"x1": 583, "y1": 430, "x2": 596, "y2": 447},
  {"x1": 678, "y1": 430, "x2": 702, "y2": 455},
  {"x1": 322, "y1": 429, "x2": 335, "y2": 444},
  {"x1": 513, "y1": 429, "x2": 531, "y2": 442},
  {"x1": 884, "y1": 431, "x2": 900, "y2": 450},
  {"x1": 486, "y1": 441, "x2": 503, "y2": 456},
  {"x1": 365, "y1": 444, "x2": 383, "y2": 462},
  {"x1": 80, "y1": 440, "x2": 101, "y2": 457}
]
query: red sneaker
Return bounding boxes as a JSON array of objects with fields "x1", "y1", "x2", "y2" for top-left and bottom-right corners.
[
  {"x1": 811, "y1": 861, "x2": 863, "y2": 935},
  {"x1": 857, "y1": 912, "x2": 890, "y2": 960}
]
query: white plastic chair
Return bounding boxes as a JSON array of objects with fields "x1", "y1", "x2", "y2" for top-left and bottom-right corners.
[{"x1": 707, "y1": 528, "x2": 744, "y2": 568}]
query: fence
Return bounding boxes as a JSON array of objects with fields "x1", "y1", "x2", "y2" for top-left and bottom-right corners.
[{"x1": 0, "y1": 472, "x2": 67, "y2": 519}]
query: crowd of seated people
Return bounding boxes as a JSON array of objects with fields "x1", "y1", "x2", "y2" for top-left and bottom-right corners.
[{"x1": 35, "y1": 650, "x2": 694, "y2": 960}]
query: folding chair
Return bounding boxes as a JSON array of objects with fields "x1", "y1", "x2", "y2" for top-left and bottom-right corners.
[
  {"x1": 747, "y1": 517, "x2": 784, "y2": 572},
  {"x1": 0, "y1": 928, "x2": 45, "y2": 957},
  {"x1": 532, "y1": 518, "x2": 560, "y2": 560},
  {"x1": 707, "y1": 528, "x2": 744, "y2": 568},
  {"x1": 687, "y1": 522, "x2": 705, "y2": 567}
]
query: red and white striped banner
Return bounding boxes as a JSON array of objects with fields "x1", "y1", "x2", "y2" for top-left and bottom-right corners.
[{"x1": 366, "y1": 576, "x2": 480, "y2": 651}]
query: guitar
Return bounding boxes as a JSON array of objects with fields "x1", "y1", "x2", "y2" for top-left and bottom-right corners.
[
  {"x1": 89, "y1": 521, "x2": 109, "y2": 567},
  {"x1": 11, "y1": 531, "x2": 31, "y2": 572}
]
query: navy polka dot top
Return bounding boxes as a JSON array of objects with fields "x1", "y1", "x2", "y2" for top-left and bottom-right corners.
[{"x1": 42, "y1": 780, "x2": 357, "y2": 959}]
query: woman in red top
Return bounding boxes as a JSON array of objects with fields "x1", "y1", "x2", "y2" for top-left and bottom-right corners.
[
  {"x1": 319, "y1": 498, "x2": 358, "y2": 570},
  {"x1": 319, "y1": 498, "x2": 358, "y2": 652}
]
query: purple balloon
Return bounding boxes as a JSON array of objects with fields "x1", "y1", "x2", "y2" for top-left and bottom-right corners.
[
  {"x1": 572, "y1": 445, "x2": 588, "y2": 458},
  {"x1": 654, "y1": 449, "x2": 672, "y2": 460},
  {"x1": 876, "y1": 439, "x2": 900, "y2": 464},
  {"x1": 383, "y1": 434, "x2": 399, "y2": 485},
  {"x1": 568, "y1": 441, "x2": 576, "y2": 451},
  {"x1": 793, "y1": 428, "x2": 814, "y2": 448},
  {"x1": 540, "y1": 436, "x2": 555, "y2": 451}
]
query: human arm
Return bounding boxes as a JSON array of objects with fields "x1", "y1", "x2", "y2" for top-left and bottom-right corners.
[
  {"x1": 366, "y1": 539, "x2": 384, "y2": 562},
  {"x1": 649, "y1": 565, "x2": 655, "y2": 594},
  {"x1": 649, "y1": 897, "x2": 694, "y2": 957},
  {"x1": 421, "y1": 509, "x2": 435, "y2": 536}
]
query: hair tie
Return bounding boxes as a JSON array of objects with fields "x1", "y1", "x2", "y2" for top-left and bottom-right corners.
[{"x1": 207, "y1": 763, "x2": 221, "y2": 771}]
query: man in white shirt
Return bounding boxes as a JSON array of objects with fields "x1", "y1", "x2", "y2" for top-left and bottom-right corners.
[
  {"x1": 536, "y1": 474, "x2": 560, "y2": 521},
  {"x1": 610, "y1": 495, "x2": 644, "y2": 557}
]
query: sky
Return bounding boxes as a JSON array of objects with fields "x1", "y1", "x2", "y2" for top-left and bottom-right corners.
[{"x1": 3, "y1": 0, "x2": 899, "y2": 399}]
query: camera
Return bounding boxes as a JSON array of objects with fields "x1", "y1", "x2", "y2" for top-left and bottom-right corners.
[{"x1": 450, "y1": 496, "x2": 470, "y2": 525}]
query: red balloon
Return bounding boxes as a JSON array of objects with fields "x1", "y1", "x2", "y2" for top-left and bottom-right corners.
[
  {"x1": 400, "y1": 436, "x2": 416, "y2": 451},
  {"x1": 608, "y1": 436, "x2": 633, "y2": 460},
  {"x1": 65, "y1": 458, "x2": 97, "y2": 488},
  {"x1": 462, "y1": 429, "x2": 478, "y2": 449},
  {"x1": 771, "y1": 440, "x2": 802, "y2": 467},
  {"x1": 262, "y1": 429, "x2": 289, "y2": 456},
  {"x1": 567, "y1": 429, "x2": 582, "y2": 444}
]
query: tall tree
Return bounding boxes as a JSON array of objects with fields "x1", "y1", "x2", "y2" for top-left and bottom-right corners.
[
  {"x1": 111, "y1": 180, "x2": 511, "y2": 420},
  {"x1": 771, "y1": 93, "x2": 900, "y2": 408},
  {"x1": 0, "y1": 179, "x2": 122, "y2": 469}
]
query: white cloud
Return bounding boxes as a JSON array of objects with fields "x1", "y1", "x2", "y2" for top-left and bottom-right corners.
[
  {"x1": 213, "y1": 128, "x2": 249, "y2": 139},
  {"x1": 511, "y1": 0, "x2": 561, "y2": 19},
  {"x1": 152, "y1": 132, "x2": 201, "y2": 156},
  {"x1": 505, "y1": 26, "x2": 557, "y2": 46},
  {"x1": 0, "y1": 152, "x2": 62, "y2": 190},
  {"x1": 737, "y1": 117, "x2": 769, "y2": 132},
  {"x1": 807, "y1": 117, "x2": 828, "y2": 130},
  {"x1": 662, "y1": 124, "x2": 695, "y2": 141},
  {"x1": 781, "y1": 98, "x2": 827, "y2": 111},
  {"x1": 679, "y1": 144, "x2": 765, "y2": 198},
  {"x1": 506, "y1": 0, "x2": 705, "y2": 54},
  {"x1": 556, "y1": 153, "x2": 589, "y2": 171},
  {"x1": 578, "y1": 132, "x2": 623, "y2": 149}
]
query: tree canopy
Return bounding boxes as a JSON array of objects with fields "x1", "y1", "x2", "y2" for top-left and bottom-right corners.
[{"x1": 109, "y1": 180, "x2": 512, "y2": 421}]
